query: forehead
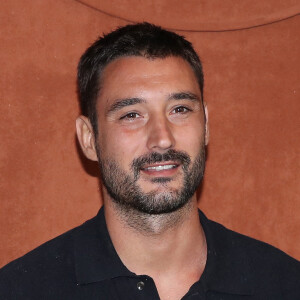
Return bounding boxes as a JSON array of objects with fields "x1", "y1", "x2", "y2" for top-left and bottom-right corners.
[{"x1": 98, "y1": 56, "x2": 201, "y2": 102}]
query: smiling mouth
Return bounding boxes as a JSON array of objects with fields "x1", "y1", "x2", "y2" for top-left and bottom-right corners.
[
  {"x1": 143, "y1": 164, "x2": 178, "y2": 171},
  {"x1": 140, "y1": 162, "x2": 181, "y2": 178}
]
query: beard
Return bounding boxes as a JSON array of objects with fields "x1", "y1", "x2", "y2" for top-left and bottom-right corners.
[{"x1": 97, "y1": 145, "x2": 206, "y2": 215}]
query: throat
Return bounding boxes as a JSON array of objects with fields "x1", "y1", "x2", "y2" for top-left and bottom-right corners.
[
  {"x1": 112, "y1": 198, "x2": 193, "y2": 235},
  {"x1": 104, "y1": 198, "x2": 207, "y2": 300}
]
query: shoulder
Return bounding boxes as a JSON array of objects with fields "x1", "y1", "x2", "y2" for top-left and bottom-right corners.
[
  {"x1": 0, "y1": 215, "x2": 97, "y2": 298},
  {"x1": 204, "y1": 214, "x2": 300, "y2": 296},
  {"x1": 208, "y1": 216, "x2": 299, "y2": 265}
]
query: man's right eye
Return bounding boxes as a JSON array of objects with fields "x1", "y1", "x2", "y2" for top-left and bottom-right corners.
[{"x1": 120, "y1": 112, "x2": 140, "y2": 120}]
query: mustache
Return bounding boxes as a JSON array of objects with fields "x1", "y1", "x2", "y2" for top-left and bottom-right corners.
[{"x1": 131, "y1": 149, "x2": 191, "y2": 178}]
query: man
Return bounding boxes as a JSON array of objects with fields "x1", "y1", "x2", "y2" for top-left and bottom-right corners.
[{"x1": 0, "y1": 23, "x2": 299, "y2": 299}]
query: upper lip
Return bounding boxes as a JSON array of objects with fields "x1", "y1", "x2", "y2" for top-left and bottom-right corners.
[{"x1": 141, "y1": 161, "x2": 180, "y2": 170}]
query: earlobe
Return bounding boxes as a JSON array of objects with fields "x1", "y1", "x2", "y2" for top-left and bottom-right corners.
[
  {"x1": 75, "y1": 116, "x2": 98, "y2": 161},
  {"x1": 204, "y1": 102, "x2": 209, "y2": 146}
]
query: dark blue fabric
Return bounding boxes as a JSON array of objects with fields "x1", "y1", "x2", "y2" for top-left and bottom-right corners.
[{"x1": 0, "y1": 208, "x2": 299, "y2": 299}]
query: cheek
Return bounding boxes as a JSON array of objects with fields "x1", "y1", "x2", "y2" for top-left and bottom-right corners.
[
  {"x1": 98, "y1": 126, "x2": 145, "y2": 163},
  {"x1": 174, "y1": 121, "x2": 205, "y2": 153}
]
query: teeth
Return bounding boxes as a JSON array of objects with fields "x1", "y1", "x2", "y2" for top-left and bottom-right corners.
[{"x1": 145, "y1": 164, "x2": 176, "y2": 171}]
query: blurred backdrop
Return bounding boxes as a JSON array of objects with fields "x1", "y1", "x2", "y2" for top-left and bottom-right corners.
[{"x1": 0, "y1": 0, "x2": 299, "y2": 267}]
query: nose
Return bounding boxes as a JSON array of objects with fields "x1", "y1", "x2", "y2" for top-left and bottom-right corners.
[{"x1": 146, "y1": 115, "x2": 175, "y2": 151}]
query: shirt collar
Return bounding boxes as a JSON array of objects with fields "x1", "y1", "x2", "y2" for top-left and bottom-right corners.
[
  {"x1": 198, "y1": 210, "x2": 254, "y2": 296},
  {"x1": 73, "y1": 207, "x2": 254, "y2": 296},
  {"x1": 73, "y1": 208, "x2": 133, "y2": 285}
]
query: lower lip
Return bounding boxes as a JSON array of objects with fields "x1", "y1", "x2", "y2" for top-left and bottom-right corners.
[{"x1": 141, "y1": 165, "x2": 180, "y2": 177}]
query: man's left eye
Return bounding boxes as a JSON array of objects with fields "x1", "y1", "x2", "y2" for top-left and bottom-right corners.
[{"x1": 173, "y1": 106, "x2": 191, "y2": 114}]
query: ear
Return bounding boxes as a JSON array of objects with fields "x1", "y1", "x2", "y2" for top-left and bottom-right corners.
[
  {"x1": 204, "y1": 102, "x2": 209, "y2": 146},
  {"x1": 76, "y1": 116, "x2": 98, "y2": 161}
]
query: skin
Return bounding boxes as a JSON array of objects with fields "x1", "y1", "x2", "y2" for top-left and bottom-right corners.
[{"x1": 76, "y1": 56, "x2": 209, "y2": 300}]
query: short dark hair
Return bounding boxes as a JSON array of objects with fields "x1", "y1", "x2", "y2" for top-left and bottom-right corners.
[{"x1": 77, "y1": 22, "x2": 204, "y2": 135}]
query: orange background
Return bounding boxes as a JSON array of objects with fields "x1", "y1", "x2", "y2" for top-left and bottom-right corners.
[{"x1": 0, "y1": 0, "x2": 299, "y2": 267}]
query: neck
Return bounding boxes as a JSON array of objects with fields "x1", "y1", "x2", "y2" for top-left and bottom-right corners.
[
  {"x1": 108, "y1": 197, "x2": 194, "y2": 236},
  {"x1": 103, "y1": 194, "x2": 207, "y2": 299}
]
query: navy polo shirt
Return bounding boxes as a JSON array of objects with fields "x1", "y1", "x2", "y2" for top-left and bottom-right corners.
[{"x1": 0, "y1": 208, "x2": 299, "y2": 299}]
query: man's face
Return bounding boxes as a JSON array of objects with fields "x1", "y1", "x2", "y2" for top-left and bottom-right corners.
[{"x1": 95, "y1": 56, "x2": 207, "y2": 214}]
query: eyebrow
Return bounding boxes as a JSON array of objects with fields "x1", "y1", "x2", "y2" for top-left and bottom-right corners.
[
  {"x1": 107, "y1": 97, "x2": 146, "y2": 114},
  {"x1": 106, "y1": 92, "x2": 201, "y2": 115},
  {"x1": 168, "y1": 92, "x2": 201, "y2": 102}
]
